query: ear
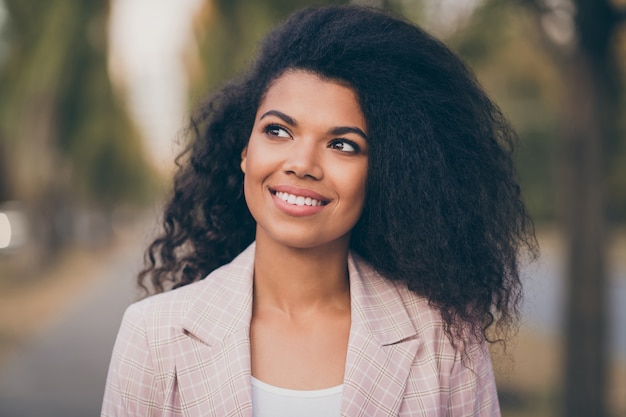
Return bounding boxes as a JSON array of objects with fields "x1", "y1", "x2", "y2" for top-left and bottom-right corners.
[{"x1": 240, "y1": 146, "x2": 248, "y2": 173}]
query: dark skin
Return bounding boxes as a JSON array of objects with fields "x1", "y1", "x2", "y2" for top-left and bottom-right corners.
[
  {"x1": 241, "y1": 71, "x2": 368, "y2": 390},
  {"x1": 250, "y1": 234, "x2": 351, "y2": 390}
]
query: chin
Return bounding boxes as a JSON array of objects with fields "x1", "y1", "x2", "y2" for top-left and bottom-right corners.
[{"x1": 259, "y1": 228, "x2": 351, "y2": 252}]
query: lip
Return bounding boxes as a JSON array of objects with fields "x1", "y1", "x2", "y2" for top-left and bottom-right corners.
[
  {"x1": 269, "y1": 185, "x2": 331, "y2": 203},
  {"x1": 268, "y1": 185, "x2": 331, "y2": 216}
]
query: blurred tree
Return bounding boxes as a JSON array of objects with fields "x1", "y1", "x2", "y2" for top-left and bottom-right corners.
[
  {"x1": 186, "y1": 2, "x2": 626, "y2": 414},
  {"x1": 450, "y1": 0, "x2": 626, "y2": 415},
  {"x1": 448, "y1": 0, "x2": 563, "y2": 223},
  {"x1": 515, "y1": 1, "x2": 624, "y2": 416},
  {"x1": 187, "y1": 0, "x2": 351, "y2": 103},
  {"x1": 0, "y1": 132, "x2": 9, "y2": 202},
  {"x1": 0, "y1": 0, "x2": 156, "y2": 260}
]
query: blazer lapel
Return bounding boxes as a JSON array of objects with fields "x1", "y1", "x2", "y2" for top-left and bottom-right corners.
[
  {"x1": 175, "y1": 244, "x2": 256, "y2": 417},
  {"x1": 168, "y1": 244, "x2": 419, "y2": 417},
  {"x1": 341, "y1": 253, "x2": 420, "y2": 417}
]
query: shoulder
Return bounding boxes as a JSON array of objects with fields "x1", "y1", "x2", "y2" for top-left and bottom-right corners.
[
  {"x1": 120, "y1": 242, "x2": 256, "y2": 346},
  {"x1": 350, "y1": 253, "x2": 444, "y2": 327},
  {"x1": 115, "y1": 279, "x2": 211, "y2": 367},
  {"x1": 350, "y1": 254, "x2": 499, "y2": 413},
  {"x1": 124, "y1": 279, "x2": 206, "y2": 328},
  {"x1": 126, "y1": 242, "x2": 256, "y2": 322},
  {"x1": 369, "y1": 265, "x2": 495, "y2": 389},
  {"x1": 350, "y1": 253, "x2": 482, "y2": 360}
]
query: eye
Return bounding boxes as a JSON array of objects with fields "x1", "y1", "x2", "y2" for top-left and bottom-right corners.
[
  {"x1": 264, "y1": 124, "x2": 291, "y2": 138},
  {"x1": 329, "y1": 139, "x2": 359, "y2": 154}
]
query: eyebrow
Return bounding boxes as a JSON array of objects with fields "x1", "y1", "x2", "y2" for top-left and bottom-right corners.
[
  {"x1": 260, "y1": 110, "x2": 368, "y2": 141},
  {"x1": 330, "y1": 126, "x2": 368, "y2": 141},
  {"x1": 260, "y1": 110, "x2": 297, "y2": 126}
]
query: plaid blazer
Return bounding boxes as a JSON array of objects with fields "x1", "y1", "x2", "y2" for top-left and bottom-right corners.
[{"x1": 102, "y1": 243, "x2": 500, "y2": 417}]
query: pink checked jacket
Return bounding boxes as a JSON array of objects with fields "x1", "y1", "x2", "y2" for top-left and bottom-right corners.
[{"x1": 101, "y1": 243, "x2": 500, "y2": 417}]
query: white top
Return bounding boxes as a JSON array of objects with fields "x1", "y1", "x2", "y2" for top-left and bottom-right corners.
[{"x1": 251, "y1": 377, "x2": 343, "y2": 417}]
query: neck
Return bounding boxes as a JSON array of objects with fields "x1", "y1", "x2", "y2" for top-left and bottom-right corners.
[{"x1": 252, "y1": 233, "x2": 351, "y2": 317}]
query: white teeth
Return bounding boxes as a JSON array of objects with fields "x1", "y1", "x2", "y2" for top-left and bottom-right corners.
[{"x1": 275, "y1": 191, "x2": 324, "y2": 207}]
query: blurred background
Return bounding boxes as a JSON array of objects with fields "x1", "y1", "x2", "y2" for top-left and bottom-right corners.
[{"x1": 0, "y1": 0, "x2": 624, "y2": 416}]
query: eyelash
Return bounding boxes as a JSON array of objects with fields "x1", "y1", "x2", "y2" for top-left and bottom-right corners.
[
  {"x1": 263, "y1": 124, "x2": 361, "y2": 154},
  {"x1": 329, "y1": 139, "x2": 360, "y2": 154},
  {"x1": 263, "y1": 124, "x2": 291, "y2": 138}
]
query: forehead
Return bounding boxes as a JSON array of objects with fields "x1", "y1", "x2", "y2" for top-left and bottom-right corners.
[{"x1": 257, "y1": 70, "x2": 366, "y2": 130}]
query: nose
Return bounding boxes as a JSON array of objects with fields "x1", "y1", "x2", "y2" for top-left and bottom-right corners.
[{"x1": 282, "y1": 138, "x2": 323, "y2": 180}]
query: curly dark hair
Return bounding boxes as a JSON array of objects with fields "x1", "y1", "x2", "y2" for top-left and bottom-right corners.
[{"x1": 139, "y1": 5, "x2": 537, "y2": 350}]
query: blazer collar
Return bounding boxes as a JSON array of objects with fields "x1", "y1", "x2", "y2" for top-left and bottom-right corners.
[
  {"x1": 176, "y1": 243, "x2": 256, "y2": 417},
  {"x1": 176, "y1": 243, "x2": 421, "y2": 417},
  {"x1": 347, "y1": 251, "x2": 418, "y2": 346},
  {"x1": 342, "y1": 252, "x2": 421, "y2": 416},
  {"x1": 180, "y1": 243, "x2": 256, "y2": 346},
  {"x1": 180, "y1": 244, "x2": 419, "y2": 347}
]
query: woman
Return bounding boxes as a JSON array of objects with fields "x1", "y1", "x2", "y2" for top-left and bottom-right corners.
[{"x1": 102, "y1": 5, "x2": 536, "y2": 417}]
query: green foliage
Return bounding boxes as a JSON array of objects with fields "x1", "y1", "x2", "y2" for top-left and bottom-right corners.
[
  {"x1": 189, "y1": 0, "x2": 350, "y2": 103},
  {"x1": 610, "y1": 28, "x2": 626, "y2": 222},
  {"x1": 187, "y1": 0, "x2": 626, "y2": 224},
  {"x1": 0, "y1": 0, "x2": 156, "y2": 209},
  {"x1": 447, "y1": 0, "x2": 626, "y2": 224},
  {"x1": 446, "y1": 0, "x2": 566, "y2": 223}
]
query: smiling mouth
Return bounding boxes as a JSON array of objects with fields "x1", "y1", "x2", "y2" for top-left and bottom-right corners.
[{"x1": 272, "y1": 190, "x2": 329, "y2": 207}]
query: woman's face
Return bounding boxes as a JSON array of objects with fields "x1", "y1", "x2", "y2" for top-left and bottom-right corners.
[{"x1": 241, "y1": 70, "x2": 368, "y2": 251}]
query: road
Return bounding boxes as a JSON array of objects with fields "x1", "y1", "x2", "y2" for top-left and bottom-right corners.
[
  {"x1": 0, "y1": 233, "x2": 144, "y2": 417},
  {"x1": 520, "y1": 243, "x2": 626, "y2": 359},
  {"x1": 0, "y1": 230, "x2": 623, "y2": 417}
]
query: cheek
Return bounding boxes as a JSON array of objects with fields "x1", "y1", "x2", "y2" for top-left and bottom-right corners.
[
  {"x1": 242, "y1": 136, "x2": 269, "y2": 174},
  {"x1": 353, "y1": 168, "x2": 369, "y2": 216},
  {"x1": 337, "y1": 165, "x2": 368, "y2": 214},
  {"x1": 241, "y1": 142, "x2": 259, "y2": 181},
  {"x1": 241, "y1": 141, "x2": 269, "y2": 216},
  {"x1": 242, "y1": 155, "x2": 263, "y2": 194},
  {"x1": 242, "y1": 173, "x2": 263, "y2": 225},
  {"x1": 354, "y1": 183, "x2": 368, "y2": 217}
]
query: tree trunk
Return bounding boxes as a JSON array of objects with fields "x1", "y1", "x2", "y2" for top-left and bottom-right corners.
[
  {"x1": 560, "y1": 48, "x2": 609, "y2": 417},
  {"x1": 560, "y1": 1, "x2": 618, "y2": 415}
]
